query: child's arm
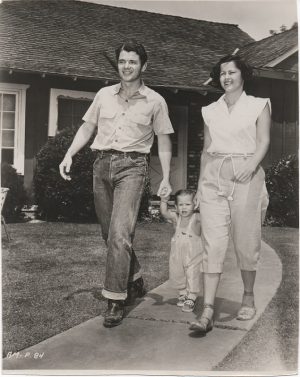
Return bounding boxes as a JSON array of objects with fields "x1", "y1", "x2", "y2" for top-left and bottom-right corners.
[{"x1": 160, "y1": 196, "x2": 177, "y2": 223}]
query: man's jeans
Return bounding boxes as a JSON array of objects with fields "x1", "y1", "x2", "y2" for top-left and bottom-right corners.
[{"x1": 93, "y1": 152, "x2": 147, "y2": 300}]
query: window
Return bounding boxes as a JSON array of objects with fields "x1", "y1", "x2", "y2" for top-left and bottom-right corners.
[
  {"x1": 57, "y1": 98, "x2": 92, "y2": 131},
  {"x1": 49, "y1": 89, "x2": 96, "y2": 136},
  {"x1": 0, "y1": 83, "x2": 29, "y2": 174}
]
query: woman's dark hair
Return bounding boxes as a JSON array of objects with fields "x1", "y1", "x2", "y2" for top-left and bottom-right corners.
[
  {"x1": 210, "y1": 55, "x2": 253, "y2": 89},
  {"x1": 115, "y1": 39, "x2": 148, "y2": 66},
  {"x1": 174, "y1": 189, "x2": 195, "y2": 205}
]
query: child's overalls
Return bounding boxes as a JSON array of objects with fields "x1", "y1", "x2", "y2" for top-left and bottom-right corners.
[{"x1": 169, "y1": 214, "x2": 203, "y2": 299}]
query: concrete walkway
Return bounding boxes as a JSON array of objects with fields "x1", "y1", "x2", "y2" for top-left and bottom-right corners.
[{"x1": 3, "y1": 240, "x2": 282, "y2": 374}]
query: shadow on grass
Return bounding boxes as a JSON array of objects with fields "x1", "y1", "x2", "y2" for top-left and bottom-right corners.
[{"x1": 64, "y1": 287, "x2": 105, "y2": 301}]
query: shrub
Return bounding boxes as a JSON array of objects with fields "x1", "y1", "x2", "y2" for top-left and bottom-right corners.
[
  {"x1": 34, "y1": 127, "x2": 97, "y2": 222},
  {"x1": 34, "y1": 127, "x2": 151, "y2": 222},
  {"x1": 1, "y1": 163, "x2": 27, "y2": 222},
  {"x1": 265, "y1": 154, "x2": 298, "y2": 227}
]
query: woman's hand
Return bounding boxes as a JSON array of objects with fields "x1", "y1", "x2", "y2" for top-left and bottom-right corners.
[
  {"x1": 234, "y1": 160, "x2": 257, "y2": 183},
  {"x1": 194, "y1": 190, "x2": 201, "y2": 209}
]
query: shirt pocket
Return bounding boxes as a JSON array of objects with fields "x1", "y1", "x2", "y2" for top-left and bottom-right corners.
[
  {"x1": 129, "y1": 113, "x2": 152, "y2": 127},
  {"x1": 127, "y1": 113, "x2": 152, "y2": 139},
  {"x1": 99, "y1": 109, "x2": 117, "y2": 126}
]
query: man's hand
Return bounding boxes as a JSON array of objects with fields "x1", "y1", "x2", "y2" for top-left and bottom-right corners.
[
  {"x1": 160, "y1": 194, "x2": 171, "y2": 203},
  {"x1": 59, "y1": 153, "x2": 73, "y2": 181},
  {"x1": 157, "y1": 179, "x2": 172, "y2": 198}
]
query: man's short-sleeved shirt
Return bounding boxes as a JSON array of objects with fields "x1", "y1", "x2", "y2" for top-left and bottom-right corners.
[
  {"x1": 83, "y1": 82, "x2": 174, "y2": 153},
  {"x1": 201, "y1": 91, "x2": 271, "y2": 154}
]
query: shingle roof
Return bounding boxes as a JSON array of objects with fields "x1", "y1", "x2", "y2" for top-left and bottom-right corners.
[
  {"x1": 0, "y1": 0, "x2": 254, "y2": 90},
  {"x1": 238, "y1": 27, "x2": 298, "y2": 70}
]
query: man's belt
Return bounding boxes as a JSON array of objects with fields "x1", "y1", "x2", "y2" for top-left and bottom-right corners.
[{"x1": 98, "y1": 149, "x2": 147, "y2": 158}]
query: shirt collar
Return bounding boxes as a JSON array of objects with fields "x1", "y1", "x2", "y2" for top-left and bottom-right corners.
[
  {"x1": 111, "y1": 81, "x2": 148, "y2": 98},
  {"x1": 219, "y1": 91, "x2": 247, "y2": 109}
]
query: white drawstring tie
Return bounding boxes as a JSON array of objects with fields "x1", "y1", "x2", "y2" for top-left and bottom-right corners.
[
  {"x1": 208, "y1": 152, "x2": 254, "y2": 202},
  {"x1": 216, "y1": 154, "x2": 236, "y2": 201}
]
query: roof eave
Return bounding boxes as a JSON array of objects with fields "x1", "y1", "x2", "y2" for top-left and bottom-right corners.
[
  {"x1": 253, "y1": 67, "x2": 298, "y2": 81},
  {"x1": 264, "y1": 45, "x2": 298, "y2": 67},
  {"x1": 0, "y1": 66, "x2": 216, "y2": 94},
  {"x1": 0, "y1": 65, "x2": 119, "y2": 82}
]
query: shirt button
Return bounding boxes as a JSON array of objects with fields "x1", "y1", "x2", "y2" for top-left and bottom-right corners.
[
  {"x1": 125, "y1": 100, "x2": 128, "y2": 103},
  {"x1": 122, "y1": 112, "x2": 125, "y2": 115}
]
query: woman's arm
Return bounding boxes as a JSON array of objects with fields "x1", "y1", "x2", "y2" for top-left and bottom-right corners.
[
  {"x1": 199, "y1": 123, "x2": 212, "y2": 181},
  {"x1": 192, "y1": 212, "x2": 202, "y2": 236},
  {"x1": 234, "y1": 103, "x2": 271, "y2": 183},
  {"x1": 195, "y1": 123, "x2": 211, "y2": 208}
]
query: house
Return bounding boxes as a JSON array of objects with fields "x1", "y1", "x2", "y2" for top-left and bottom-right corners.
[
  {"x1": 0, "y1": 0, "x2": 298, "y2": 197},
  {"x1": 238, "y1": 26, "x2": 298, "y2": 166}
]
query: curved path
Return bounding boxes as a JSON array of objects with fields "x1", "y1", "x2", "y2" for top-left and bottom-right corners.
[{"x1": 3, "y1": 240, "x2": 282, "y2": 373}]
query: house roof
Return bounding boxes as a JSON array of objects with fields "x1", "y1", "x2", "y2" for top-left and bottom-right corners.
[
  {"x1": 0, "y1": 0, "x2": 254, "y2": 91},
  {"x1": 238, "y1": 27, "x2": 298, "y2": 71}
]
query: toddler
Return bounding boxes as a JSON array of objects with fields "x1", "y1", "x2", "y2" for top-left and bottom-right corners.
[{"x1": 160, "y1": 189, "x2": 203, "y2": 312}]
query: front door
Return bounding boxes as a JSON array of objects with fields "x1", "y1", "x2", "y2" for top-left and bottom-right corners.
[{"x1": 149, "y1": 105, "x2": 188, "y2": 196}]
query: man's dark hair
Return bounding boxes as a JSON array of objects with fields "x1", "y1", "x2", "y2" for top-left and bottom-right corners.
[
  {"x1": 174, "y1": 189, "x2": 195, "y2": 205},
  {"x1": 210, "y1": 55, "x2": 253, "y2": 89},
  {"x1": 115, "y1": 39, "x2": 148, "y2": 66}
]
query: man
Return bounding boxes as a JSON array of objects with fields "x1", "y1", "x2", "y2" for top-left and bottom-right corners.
[{"x1": 59, "y1": 39, "x2": 173, "y2": 327}]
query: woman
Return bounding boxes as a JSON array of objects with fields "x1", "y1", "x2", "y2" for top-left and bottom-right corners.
[{"x1": 190, "y1": 55, "x2": 271, "y2": 333}]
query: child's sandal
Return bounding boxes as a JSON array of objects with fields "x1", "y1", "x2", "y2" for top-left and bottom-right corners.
[
  {"x1": 182, "y1": 298, "x2": 195, "y2": 313},
  {"x1": 176, "y1": 295, "x2": 187, "y2": 307}
]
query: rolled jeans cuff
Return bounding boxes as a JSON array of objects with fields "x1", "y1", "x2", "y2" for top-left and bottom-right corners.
[{"x1": 102, "y1": 288, "x2": 127, "y2": 301}]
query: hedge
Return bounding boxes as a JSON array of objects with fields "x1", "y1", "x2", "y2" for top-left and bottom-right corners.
[
  {"x1": 34, "y1": 127, "x2": 151, "y2": 222},
  {"x1": 1, "y1": 163, "x2": 27, "y2": 222},
  {"x1": 265, "y1": 154, "x2": 298, "y2": 227}
]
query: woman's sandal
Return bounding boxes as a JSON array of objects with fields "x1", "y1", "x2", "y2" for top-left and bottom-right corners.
[
  {"x1": 236, "y1": 291, "x2": 256, "y2": 321},
  {"x1": 189, "y1": 304, "x2": 214, "y2": 333}
]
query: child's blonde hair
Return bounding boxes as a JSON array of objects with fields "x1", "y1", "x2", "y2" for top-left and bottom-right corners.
[{"x1": 174, "y1": 189, "x2": 196, "y2": 205}]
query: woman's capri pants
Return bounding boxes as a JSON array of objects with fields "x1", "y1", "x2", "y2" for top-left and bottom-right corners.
[{"x1": 199, "y1": 153, "x2": 269, "y2": 273}]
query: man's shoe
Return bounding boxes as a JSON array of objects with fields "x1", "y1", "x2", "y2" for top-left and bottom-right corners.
[
  {"x1": 103, "y1": 300, "x2": 124, "y2": 328},
  {"x1": 124, "y1": 277, "x2": 146, "y2": 306}
]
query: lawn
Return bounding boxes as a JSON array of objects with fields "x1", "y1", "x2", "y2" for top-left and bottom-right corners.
[
  {"x1": 215, "y1": 227, "x2": 299, "y2": 372},
  {"x1": 2, "y1": 221, "x2": 173, "y2": 356},
  {"x1": 2, "y1": 222, "x2": 298, "y2": 371}
]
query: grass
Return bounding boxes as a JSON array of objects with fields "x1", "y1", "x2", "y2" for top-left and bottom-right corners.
[
  {"x1": 2, "y1": 222, "x2": 298, "y2": 371},
  {"x1": 214, "y1": 227, "x2": 299, "y2": 372},
  {"x1": 2, "y1": 221, "x2": 173, "y2": 356}
]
